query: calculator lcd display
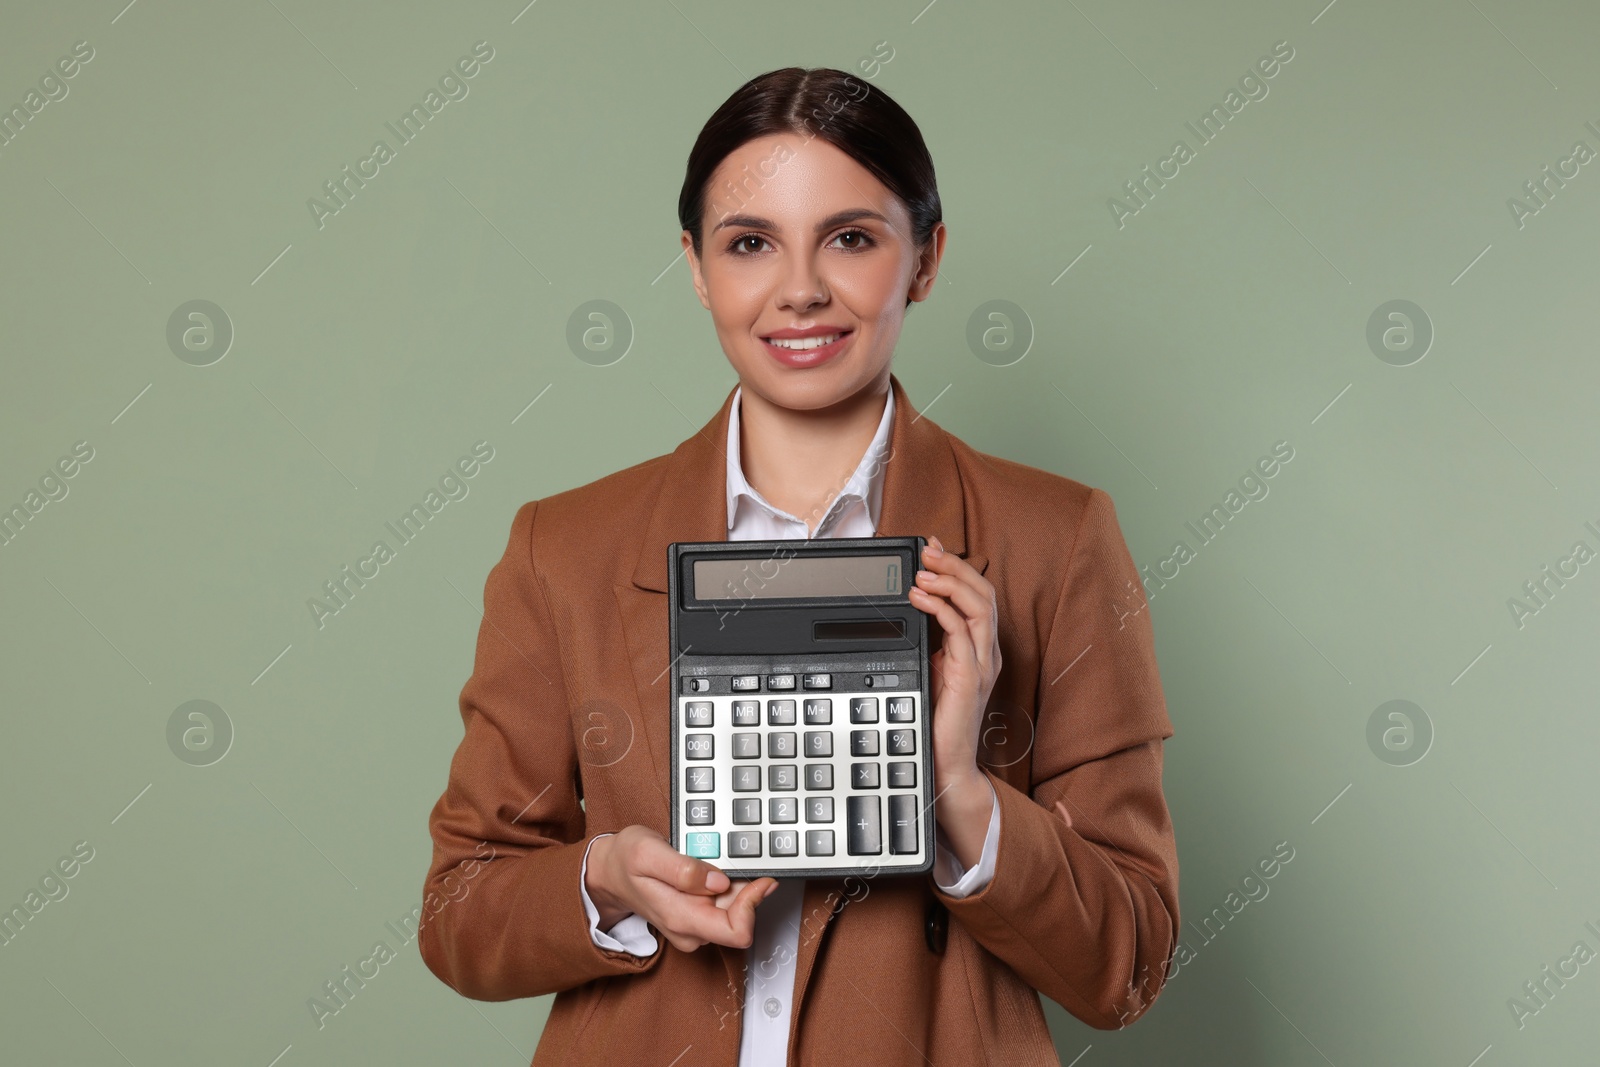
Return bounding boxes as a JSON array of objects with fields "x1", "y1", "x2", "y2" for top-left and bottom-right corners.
[
  {"x1": 813, "y1": 618, "x2": 906, "y2": 640},
  {"x1": 693, "y1": 554, "x2": 903, "y2": 600}
]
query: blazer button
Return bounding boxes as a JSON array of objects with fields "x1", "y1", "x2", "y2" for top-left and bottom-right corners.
[{"x1": 925, "y1": 898, "x2": 949, "y2": 954}]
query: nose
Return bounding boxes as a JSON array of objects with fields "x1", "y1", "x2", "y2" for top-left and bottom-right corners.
[{"x1": 777, "y1": 249, "x2": 828, "y2": 311}]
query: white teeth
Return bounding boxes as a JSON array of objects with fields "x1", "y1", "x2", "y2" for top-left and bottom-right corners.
[{"x1": 768, "y1": 333, "x2": 842, "y2": 351}]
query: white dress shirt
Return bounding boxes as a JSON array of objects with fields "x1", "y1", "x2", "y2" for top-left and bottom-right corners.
[{"x1": 578, "y1": 384, "x2": 1001, "y2": 1065}]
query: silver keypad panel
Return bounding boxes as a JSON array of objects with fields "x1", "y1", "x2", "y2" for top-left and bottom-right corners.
[{"x1": 674, "y1": 688, "x2": 929, "y2": 874}]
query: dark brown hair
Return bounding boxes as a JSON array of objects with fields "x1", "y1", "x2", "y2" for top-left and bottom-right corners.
[{"x1": 678, "y1": 67, "x2": 942, "y2": 301}]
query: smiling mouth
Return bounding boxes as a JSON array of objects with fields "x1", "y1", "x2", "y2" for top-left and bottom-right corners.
[{"x1": 763, "y1": 330, "x2": 851, "y2": 351}]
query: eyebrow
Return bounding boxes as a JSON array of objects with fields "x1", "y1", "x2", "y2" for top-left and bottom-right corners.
[{"x1": 711, "y1": 208, "x2": 891, "y2": 235}]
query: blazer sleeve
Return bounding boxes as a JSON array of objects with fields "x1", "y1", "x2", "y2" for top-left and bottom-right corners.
[
  {"x1": 418, "y1": 499, "x2": 666, "y2": 1001},
  {"x1": 932, "y1": 487, "x2": 1179, "y2": 1029}
]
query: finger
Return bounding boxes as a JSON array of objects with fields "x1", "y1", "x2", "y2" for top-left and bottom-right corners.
[
  {"x1": 664, "y1": 931, "x2": 706, "y2": 954},
  {"x1": 650, "y1": 878, "x2": 775, "y2": 950},
  {"x1": 919, "y1": 545, "x2": 998, "y2": 660},
  {"x1": 722, "y1": 878, "x2": 778, "y2": 946},
  {"x1": 913, "y1": 566, "x2": 996, "y2": 666},
  {"x1": 921, "y1": 547, "x2": 992, "y2": 646},
  {"x1": 914, "y1": 565, "x2": 991, "y2": 621},
  {"x1": 709, "y1": 879, "x2": 777, "y2": 948},
  {"x1": 636, "y1": 836, "x2": 730, "y2": 895},
  {"x1": 913, "y1": 587, "x2": 983, "y2": 719},
  {"x1": 713, "y1": 879, "x2": 752, "y2": 910},
  {"x1": 910, "y1": 584, "x2": 975, "y2": 675}
]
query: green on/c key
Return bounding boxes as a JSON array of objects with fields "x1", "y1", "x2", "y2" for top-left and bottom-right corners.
[{"x1": 685, "y1": 832, "x2": 720, "y2": 858}]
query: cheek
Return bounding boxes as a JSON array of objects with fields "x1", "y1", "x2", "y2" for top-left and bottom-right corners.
[
  {"x1": 832, "y1": 254, "x2": 907, "y2": 306},
  {"x1": 709, "y1": 301, "x2": 765, "y2": 365},
  {"x1": 843, "y1": 250, "x2": 920, "y2": 326},
  {"x1": 703, "y1": 266, "x2": 769, "y2": 328}
]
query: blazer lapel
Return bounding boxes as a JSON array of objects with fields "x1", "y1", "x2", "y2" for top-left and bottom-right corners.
[
  {"x1": 611, "y1": 372, "x2": 986, "y2": 1018},
  {"x1": 873, "y1": 375, "x2": 986, "y2": 577},
  {"x1": 614, "y1": 382, "x2": 736, "y2": 819},
  {"x1": 624, "y1": 372, "x2": 986, "y2": 597}
]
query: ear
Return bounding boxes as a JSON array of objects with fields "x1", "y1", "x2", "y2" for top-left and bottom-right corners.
[
  {"x1": 906, "y1": 221, "x2": 946, "y2": 305},
  {"x1": 682, "y1": 231, "x2": 712, "y2": 310}
]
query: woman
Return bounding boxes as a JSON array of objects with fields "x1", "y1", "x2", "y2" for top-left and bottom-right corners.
[{"x1": 421, "y1": 67, "x2": 1179, "y2": 1066}]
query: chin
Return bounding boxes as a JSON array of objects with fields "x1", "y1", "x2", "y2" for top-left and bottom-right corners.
[{"x1": 741, "y1": 358, "x2": 883, "y2": 413}]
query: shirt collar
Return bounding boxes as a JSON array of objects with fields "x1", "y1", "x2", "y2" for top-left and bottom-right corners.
[{"x1": 725, "y1": 384, "x2": 896, "y2": 534}]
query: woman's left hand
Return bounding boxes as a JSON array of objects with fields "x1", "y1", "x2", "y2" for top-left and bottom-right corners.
[{"x1": 908, "y1": 535, "x2": 1002, "y2": 867}]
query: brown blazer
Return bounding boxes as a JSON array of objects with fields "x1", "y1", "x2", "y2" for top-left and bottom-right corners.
[{"x1": 420, "y1": 373, "x2": 1179, "y2": 1066}]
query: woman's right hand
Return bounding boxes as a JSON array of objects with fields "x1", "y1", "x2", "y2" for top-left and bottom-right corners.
[{"x1": 585, "y1": 825, "x2": 779, "y2": 953}]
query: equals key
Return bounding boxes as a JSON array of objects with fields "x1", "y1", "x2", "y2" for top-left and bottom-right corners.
[{"x1": 888, "y1": 793, "x2": 919, "y2": 855}]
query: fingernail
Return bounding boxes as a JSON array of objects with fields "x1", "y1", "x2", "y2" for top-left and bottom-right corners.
[
  {"x1": 925, "y1": 542, "x2": 943, "y2": 558},
  {"x1": 764, "y1": 881, "x2": 780, "y2": 899},
  {"x1": 706, "y1": 871, "x2": 726, "y2": 890}
]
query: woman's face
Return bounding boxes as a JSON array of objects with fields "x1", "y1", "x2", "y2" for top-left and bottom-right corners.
[{"x1": 683, "y1": 132, "x2": 944, "y2": 413}]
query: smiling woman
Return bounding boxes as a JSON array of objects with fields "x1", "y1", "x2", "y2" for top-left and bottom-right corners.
[
  {"x1": 673, "y1": 73, "x2": 945, "y2": 522},
  {"x1": 420, "y1": 66, "x2": 1179, "y2": 1067}
]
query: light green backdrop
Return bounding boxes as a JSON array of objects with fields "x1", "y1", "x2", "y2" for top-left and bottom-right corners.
[{"x1": 3, "y1": 0, "x2": 1597, "y2": 1063}]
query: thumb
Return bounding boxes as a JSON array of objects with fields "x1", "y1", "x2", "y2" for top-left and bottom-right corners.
[
  {"x1": 725, "y1": 878, "x2": 779, "y2": 937},
  {"x1": 640, "y1": 831, "x2": 732, "y2": 895},
  {"x1": 668, "y1": 857, "x2": 732, "y2": 895},
  {"x1": 631, "y1": 829, "x2": 731, "y2": 894}
]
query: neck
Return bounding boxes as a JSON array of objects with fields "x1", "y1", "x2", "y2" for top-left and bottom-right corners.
[{"x1": 739, "y1": 372, "x2": 891, "y2": 536}]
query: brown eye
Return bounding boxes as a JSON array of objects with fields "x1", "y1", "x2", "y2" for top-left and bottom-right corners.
[{"x1": 833, "y1": 228, "x2": 874, "y2": 251}]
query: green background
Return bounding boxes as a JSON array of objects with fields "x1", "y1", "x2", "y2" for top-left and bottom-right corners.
[{"x1": 3, "y1": 0, "x2": 1597, "y2": 1063}]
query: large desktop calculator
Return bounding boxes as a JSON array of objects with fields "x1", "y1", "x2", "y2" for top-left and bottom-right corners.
[{"x1": 668, "y1": 537, "x2": 935, "y2": 879}]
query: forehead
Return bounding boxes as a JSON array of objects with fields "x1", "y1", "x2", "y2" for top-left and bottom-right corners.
[{"x1": 705, "y1": 133, "x2": 907, "y2": 229}]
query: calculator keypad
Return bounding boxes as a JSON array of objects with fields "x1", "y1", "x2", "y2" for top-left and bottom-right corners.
[{"x1": 675, "y1": 683, "x2": 925, "y2": 873}]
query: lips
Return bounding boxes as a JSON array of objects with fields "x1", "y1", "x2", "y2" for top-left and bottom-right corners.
[{"x1": 760, "y1": 329, "x2": 855, "y2": 368}]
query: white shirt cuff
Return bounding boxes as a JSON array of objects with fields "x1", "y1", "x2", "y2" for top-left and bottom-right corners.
[
  {"x1": 580, "y1": 833, "x2": 659, "y2": 956},
  {"x1": 931, "y1": 779, "x2": 1001, "y2": 897}
]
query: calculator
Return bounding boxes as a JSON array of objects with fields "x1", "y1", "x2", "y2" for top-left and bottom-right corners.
[{"x1": 667, "y1": 536, "x2": 935, "y2": 879}]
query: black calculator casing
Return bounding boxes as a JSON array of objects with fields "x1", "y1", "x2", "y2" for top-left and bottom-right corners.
[{"x1": 667, "y1": 536, "x2": 935, "y2": 880}]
